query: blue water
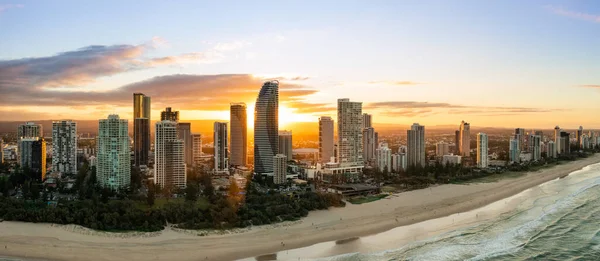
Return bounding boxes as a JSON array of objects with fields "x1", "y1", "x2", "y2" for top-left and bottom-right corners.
[{"x1": 263, "y1": 163, "x2": 600, "y2": 261}]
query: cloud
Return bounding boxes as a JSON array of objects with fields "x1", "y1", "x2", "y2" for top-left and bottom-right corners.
[
  {"x1": 581, "y1": 84, "x2": 600, "y2": 88},
  {"x1": 546, "y1": 6, "x2": 600, "y2": 23},
  {"x1": 213, "y1": 41, "x2": 251, "y2": 51},
  {"x1": 0, "y1": 4, "x2": 23, "y2": 13},
  {"x1": 368, "y1": 81, "x2": 420, "y2": 85},
  {"x1": 366, "y1": 101, "x2": 553, "y2": 117}
]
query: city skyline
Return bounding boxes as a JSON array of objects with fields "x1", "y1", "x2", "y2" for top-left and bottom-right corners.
[{"x1": 2, "y1": 1, "x2": 600, "y2": 128}]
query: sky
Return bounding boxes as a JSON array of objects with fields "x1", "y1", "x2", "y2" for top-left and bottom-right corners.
[{"x1": 0, "y1": 0, "x2": 599, "y2": 129}]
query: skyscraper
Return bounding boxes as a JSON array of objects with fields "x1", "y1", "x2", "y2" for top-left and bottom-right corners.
[
  {"x1": 18, "y1": 122, "x2": 43, "y2": 139},
  {"x1": 454, "y1": 130, "x2": 460, "y2": 154},
  {"x1": 278, "y1": 130, "x2": 293, "y2": 162},
  {"x1": 376, "y1": 142, "x2": 392, "y2": 172},
  {"x1": 273, "y1": 154, "x2": 287, "y2": 185},
  {"x1": 178, "y1": 122, "x2": 193, "y2": 167},
  {"x1": 529, "y1": 135, "x2": 541, "y2": 161},
  {"x1": 476, "y1": 133, "x2": 488, "y2": 168},
  {"x1": 133, "y1": 93, "x2": 151, "y2": 167},
  {"x1": 192, "y1": 133, "x2": 202, "y2": 167},
  {"x1": 230, "y1": 103, "x2": 247, "y2": 167},
  {"x1": 407, "y1": 123, "x2": 426, "y2": 167},
  {"x1": 546, "y1": 141, "x2": 557, "y2": 158},
  {"x1": 337, "y1": 98, "x2": 363, "y2": 166},
  {"x1": 362, "y1": 113, "x2": 372, "y2": 129},
  {"x1": 560, "y1": 131, "x2": 570, "y2": 154},
  {"x1": 97, "y1": 115, "x2": 130, "y2": 191},
  {"x1": 254, "y1": 81, "x2": 279, "y2": 175},
  {"x1": 155, "y1": 121, "x2": 186, "y2": 189},
  {"x1": 576, "y1": 126, "x2": 583, "y2": 150},
  {"x1": 554, "y1": 126, "x2": 561, "y2": 155},
  {"x1": 161, "y1": 107, "x2": 179, "y2": 122},
  {"x1": 459, "y1": 121, "x2": 470, "y2": 157},
  {"x1": 0, "y1": 138, "x2": 3, "y2": 164},
  {"x1": 509, "y1": 137, "x2": 520, "y2": 163},
  {"x1": 213, "y1": 122, "x2": 228, "y2": 171},
  {"x1": 19, "y1": 137, "x2": 46, "y2": 180},
  {"x1": 362, "y1": 127, "x2": 376, "y2": 163},
  {"x1": 319, "y1": 116, "x2": 334, "y2": 163},
  {"x1": 515, "y1": 128, "x2": 526, "y2": 152},
  {"x1": 436, "y1": 141, "x2": 450, "y2": 157},
  {"x1": 52, "y1": 120, "x2": 77, "y2": 175}
]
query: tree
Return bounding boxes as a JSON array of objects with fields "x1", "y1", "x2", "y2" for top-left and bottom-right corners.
[
  {"x1": 200, "y1": 173, "x2": 215, "y2": 203},
  {"x1": 30, "y1": 182, "x2": 40, "y2": 200},
  {"x1": 185, "y1": 183, "x2": 199, "y2": 202},
  {"x1": 146, "y1": 182, "x2": 156, "y2": 206}
]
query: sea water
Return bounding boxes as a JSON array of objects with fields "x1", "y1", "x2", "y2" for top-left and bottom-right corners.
[{"x1": 261, "y1": 163, "x2": 600, "y2": 261}]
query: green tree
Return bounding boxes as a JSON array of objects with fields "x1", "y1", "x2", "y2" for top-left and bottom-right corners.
[{"x1": 185, "y1": 183, "x2": 198, "y2": 202}]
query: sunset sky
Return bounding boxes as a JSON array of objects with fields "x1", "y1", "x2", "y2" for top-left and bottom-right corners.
[{"x1": 1, "y1": 0, "x2": 599, "y2": 128}]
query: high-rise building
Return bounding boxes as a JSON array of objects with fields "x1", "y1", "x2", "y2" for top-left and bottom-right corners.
[
  {"x1": 161, "y1": 107, "x2": 179, "y2": 122},
  {"x1": 407, "y1": 123, "x2": 426, "y2": 167},
  {"x1": 515, "y1": 128, "x2": 527, "y2": 152},
  {"x1": 133, "y1": 93, "x2": 151, "y2": 167},
  {"x1": 362, "y1": 127, "x2": 376, "y2": 163},
  {"x1": 459, "y1": 121, "x2": 470, "y2": 157},
  {"x1": 362, "y1": 113, "x2": 372, "y2": 129},
  {"x1": 576, "y1": 126, "x2": 584, "y2": 149},
  {"x1": 546, "y1": 141, "x2": 557, "y2": 158},
  {"x1": 278, "y1": 130, "x2": 293, "y2": 162},
  {"x1": 214, "y1": 122, "x2": 228, "y2": 172},
  {"x1": 560, "y1": 131, "x2": 571, "y2": 154},
  {"x1": 509, "y1": 137, "x2": 520, "y2": 163},
  {"x1": 529, "y1": 135, "x2": 542, "y2": 161},
  {"x1": 337, "y1": 98, "x2": 363, "y2": 166},
  {"x1": 273, "y1": 154, "x2": 287, "y2": 184},
  {"x1": 391, "y1": 153, "x2": 407, "y2": 172},
  {"x1": 554, "y1": 126, "x2": 561, "y2": 155},
  {"x1": 254, "y1": 81, "x2": 279, "y2": 175},
  {"x1": 376, "y1": 142, "x2": 392, "y2": 172},
  {"x1": 192, "y1": 133, "x2": 202, "y2": 167},
  {"x1": 436, "y1": 141, "x2": 450, "y2": 157},
  {"x1": 0, "y1": 138, "x2": 3, "y2": 164},
  {"x1": 155, "y1": 121, "x2": 186, "y2": 189},
  {"x1": 97, "y1": 115, "x2": 130, "y2": 191},
  {"x1": 476, "y1": 133, "x2": 488, "y2": 168},
  {"x1": 19, "y1": 137, "x2": 46, "y2": 179},
  {"x1": 18, "y1": 122, "x2": 43, "y2": 139},
  {"x1": 230, "y1": 103, "x2": 247, "y2": 167},
  {"x1": 454, "y1": 130, "x2": 460, "y2": 154},
  {"x1": 52, "y1": 120, "x2": 77, "y2": 175},
  {"x1": 534, "y1": 130, "x2": 544, "y2": 143},
  {"x1": 581, "y1": 134, "x2": 590, "y2": 150},
  {"x1": 178, "y1": 122, "x2": 193, "y2": 167},
  {"x1": 133, "y1": 118, "x2": 150, "y2": 167},
  {"x1": 319, "y1": 116, "x2": 334, "y2": 163}
]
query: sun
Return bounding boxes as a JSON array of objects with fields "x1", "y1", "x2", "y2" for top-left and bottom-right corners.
[{"x1": 246, "y1": 104, "x2": 312, "y2": 130}]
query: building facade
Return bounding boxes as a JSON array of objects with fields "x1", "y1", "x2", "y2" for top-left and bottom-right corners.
[
  {"x1": 509, "y1": 137, "x2": 520, "y2": 163},
  {"x1": 443, "y1": 154, "x2": 462, "y2": 165},
  {"x1": 230, "y1": 102, "x2": 248, "y2": 167},
  {"x1": 178, "y1": 122, "x2": 193, "y2": 167},
  {"x1": 459, "y1": 121, "x2": 471, "y2": 157},
  {"x1": 19, "y1": 137, "x2": 46, "y2": 179},
  {"x1": 546, "y1": 141, "x2": 557, "y2": 158},
  {"x1": 278, "y1": 130, "x2": 293, "y2": 162},
  {"x1": 436, "y1": 141, "x2": 450, "y2": 157},
  {"x1": 52, "y1": 120, "x2": 78, "y2": 175},
  {"x1": 18, "y1": 122, "x2": 43, "y2": 139},
  {"x1": 362, "y1": 127, "x2": 376, "y2": 164},
  {"x1": 161, "y1": 107, "x2": 179, "y2": 122},
  {"x1": 273, "y1": 154, "x2": 287, "y2": 185},
  {"x1": 133, "y1": 93, "x2": 151, "y2": 167},
  {"x1": 391, "y1": 153, "x2": 407, "y2": 172},
  {"x1": 476, "y1": 133, "x2": 488, "y2": 168},
  {"x1": 337, "y1": 98, "x2": 363, "y2": 166},
  {"x1": 254, "y1": 81, "x2": 279, "y2": 175},
  {"x1": 155, "y1": 121, "x2": 186, "y2": 189},
  {"x1": 529, "y1": 135, "x2": 542, "y2": 161},
  {"x1": 97, "y1": 115, "x2": 130, "y2": 190},
  {"x1": 319, "y1": 116, "x2": 334, "y2": 163},
  {"x1": 376, "y1": 142, "x2": 392, "y2": 172},
  {"x1": 362, "y1": 113, "x2": 372, "y2": 129},
  {"x1": 192, "y1": 133, "x2": 202, "y2": 167},
  {"x1": 214, "y1": 122, "x2": 228, "y2": 172},
  {"x1": 407, "y1": 123, "x2": 426, "y2": 167}
]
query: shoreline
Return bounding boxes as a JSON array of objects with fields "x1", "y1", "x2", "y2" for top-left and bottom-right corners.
[{"x1": 1, "y1": 154, "x2": 600, "y2": 261}]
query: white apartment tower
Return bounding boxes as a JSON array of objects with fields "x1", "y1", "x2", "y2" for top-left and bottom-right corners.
[
  {"x1": 337, "y1": 98, "x2": 363, "y2": 166},
  {"x1": 459, "y1": 121, "x2": 470, "y2": 157},
  {"x1": 476, "y1": 132, "x2": 488, "y2": 168},
  {"x1": 52, "y1": 120, "x2": 78, "y2": 175},
  {"x1": 407, "y1": 123, "x2": 426, "y2": 167},
  {"x1": 278, "y1": 130, "x2": 293, "y2": 162},
  {"x1": 273, "y1": 154, "x2": 287, "y2": 185},
  {"x1": 529, "y1": 135, "x2": 542, "y2": 161},
  {"x1": 436, "y1": 141, "x2": 450, "y2": 157},
  {"x1": 362, "y1": 113, "x2": 372, "y2": 129},
  {"x1": 376, "y1": 142, "x2": 392, "y2": 172},
  {"x1": 97, "y1": 115, "x2": 130, "y2": 190},
  {"x1": 214, "y1": 122, "x2": 229, "y2": 171},
  {"x1": 192, "y1": 133, "x2": 202, "y2": 167},
  {"x1": 318, "y1": 116, "x2": 334, "y2": 163},
  {"x1": 155, "y1": 121, "x2": 186, "y2": 189}
]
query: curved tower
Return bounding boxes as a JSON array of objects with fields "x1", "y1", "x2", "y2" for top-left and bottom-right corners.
[{"x1": 253, "y1": 81, "x2": 279, "y2": 175}]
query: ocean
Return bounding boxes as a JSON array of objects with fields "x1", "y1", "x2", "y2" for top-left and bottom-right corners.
[{"x1": 259, "y1": 163, "x2": 600, "y2": 261}]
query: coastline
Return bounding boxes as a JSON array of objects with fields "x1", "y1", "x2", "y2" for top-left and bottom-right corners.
[{"x1": 1, "y1": 154, "x2": 599, "y2": 261}]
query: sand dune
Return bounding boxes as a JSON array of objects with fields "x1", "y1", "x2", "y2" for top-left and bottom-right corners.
[{"x1": 1, "y1": 154, "x2": 600, "y2": 261}]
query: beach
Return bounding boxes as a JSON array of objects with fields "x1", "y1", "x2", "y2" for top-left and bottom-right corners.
[{"x1": 2, "y1": 154, "x2": 600, "y2": 261}]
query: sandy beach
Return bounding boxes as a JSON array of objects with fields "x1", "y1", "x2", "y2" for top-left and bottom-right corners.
[{"x1": 2, "y1": 154, "x2": 600, "y2": 261}]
